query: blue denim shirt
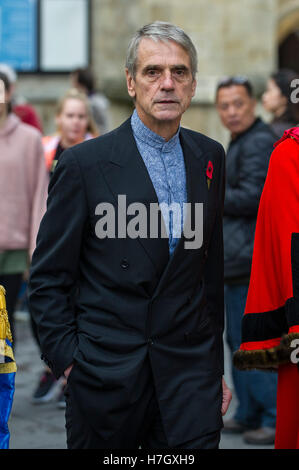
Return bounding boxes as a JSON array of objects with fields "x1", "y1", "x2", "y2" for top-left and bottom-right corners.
[{"x1": 131, "y1": 109, "x2": 187, "y2": 256}]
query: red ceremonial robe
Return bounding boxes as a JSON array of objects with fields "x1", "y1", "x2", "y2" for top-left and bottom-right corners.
[{"x1": 233, "y1": 127, "x2": 299, "y2": 449}]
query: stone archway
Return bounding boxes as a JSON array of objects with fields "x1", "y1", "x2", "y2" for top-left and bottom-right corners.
[{"x1": 277, "y1": 1, "x2": 299, "y2": 72}]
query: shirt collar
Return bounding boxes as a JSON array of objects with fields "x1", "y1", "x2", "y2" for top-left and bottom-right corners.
[{"x1": 131, "y1": 109, "x2": 181, "y2": 152}]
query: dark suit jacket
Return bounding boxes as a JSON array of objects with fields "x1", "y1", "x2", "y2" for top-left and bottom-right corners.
[{"x1": 28, "y1": 117, "x2": 226, "y2": 446}]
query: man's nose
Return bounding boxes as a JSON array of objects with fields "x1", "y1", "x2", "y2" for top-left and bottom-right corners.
[
  {"x1": 160, "y1": 71, "x2": 175, "y2": 90},
  {"x1": 227, "y1": 105, "x2": 238, "y2": 116}
]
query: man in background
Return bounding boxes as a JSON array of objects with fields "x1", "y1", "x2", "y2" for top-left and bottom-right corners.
[{"x1": 216, "y1": 76, "x2": 277, "y2": 445}]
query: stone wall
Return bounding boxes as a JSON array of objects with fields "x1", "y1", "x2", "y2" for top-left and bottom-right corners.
[{"x1": 15, "y1": 0, "x2": 289, "y2": 146}]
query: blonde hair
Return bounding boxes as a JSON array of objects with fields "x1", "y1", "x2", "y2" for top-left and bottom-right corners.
[{"x1": 56, "y1": 88, "x2": 99, "y2": 137}]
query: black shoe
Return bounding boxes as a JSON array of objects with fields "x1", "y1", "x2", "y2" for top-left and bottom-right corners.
[{"x1": 32, "y1": 370, "x2": 62, "y2": 404}]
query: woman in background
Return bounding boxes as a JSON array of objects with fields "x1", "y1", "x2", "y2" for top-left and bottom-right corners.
[
  {"x1": 262, "y1": 68, "x2": 299, "y2": 138},
  {"x1": 0, "y1": 71, "x2": 48, "y2": 345},
  {"x1": 43, "y1": 88, "x2": 99, "y2": 175}
]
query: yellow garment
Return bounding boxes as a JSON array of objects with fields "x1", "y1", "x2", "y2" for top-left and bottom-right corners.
[{"x1": 0, "y1": 286, "x2": 17, "y2": 374}]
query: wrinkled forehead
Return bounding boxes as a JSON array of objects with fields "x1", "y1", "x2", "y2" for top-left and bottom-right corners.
[{"x1": 135, "y1": 37, "x2": 192, "y2": 71}]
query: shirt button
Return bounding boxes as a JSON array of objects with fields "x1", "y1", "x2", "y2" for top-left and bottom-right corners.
[
  {"x1": 148, "y1": 338, "x2": 154, "y2": 345},
  {"x1": 120, "y1": 258, "x2": 130, "y2": 269}
]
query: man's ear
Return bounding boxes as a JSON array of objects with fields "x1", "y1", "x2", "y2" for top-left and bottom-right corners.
[
  {"x1": 191, "y1": 79, "x2": 197, "y2": 98},
  {"x1": 126, "y1": 69, "x2": 136, "y2": 99}
]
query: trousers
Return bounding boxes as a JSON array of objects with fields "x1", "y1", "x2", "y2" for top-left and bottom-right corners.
[{"x1": 65, "y1": 377, "x2": 221, "y2": 449}]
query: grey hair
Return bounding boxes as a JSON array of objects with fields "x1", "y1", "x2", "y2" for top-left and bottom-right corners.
[{"x1": 126, "y1": 21, "x2": 198, "y2": 80}]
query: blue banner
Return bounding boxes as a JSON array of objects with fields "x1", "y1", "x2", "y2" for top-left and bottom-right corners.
[{"x1": 0, "y1": 0, "x2": 38, "y2": 71}]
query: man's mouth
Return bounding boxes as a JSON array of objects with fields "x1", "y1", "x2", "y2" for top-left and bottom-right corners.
[{"x1": 156, "y1": 100, "x2": 178, "y2": 104}]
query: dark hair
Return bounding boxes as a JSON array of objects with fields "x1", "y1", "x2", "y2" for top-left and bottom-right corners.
[
  {"x1": 0, "y1": 71, "x2": 12, "y2": 113},
  {"x1": 216, "y1": 75, "x2": 253, "y2": 99},
  {"x1": 270, "y1": 68, "x2": 299, "y2": 122},
  {"x1": 72, "y1": 68, "x2": 95, "y2": 94},
  {"x1": 271, "y1": 68, "x2": 298, "y2": 99}
]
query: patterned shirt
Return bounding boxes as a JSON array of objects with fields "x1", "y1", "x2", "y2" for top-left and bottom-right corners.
[{"x1": 131, "y1": 109, "x2": 187, "y2": 256}]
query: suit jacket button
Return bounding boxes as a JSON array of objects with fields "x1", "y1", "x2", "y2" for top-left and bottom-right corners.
[{"x1": 120, "y1": 258, "x2": 129, "y2": 269}]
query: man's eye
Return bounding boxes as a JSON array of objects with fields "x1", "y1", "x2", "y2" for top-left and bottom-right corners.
[
  {"x1": 173, "y1": 69, "x2": 189, "y2": 80},
  {"x1": 147, "y1": 70, "x2": 159, "y2": 76}
]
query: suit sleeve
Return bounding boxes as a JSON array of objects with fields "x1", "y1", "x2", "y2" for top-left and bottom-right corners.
[
  {"x1": 204, "y1": 145, "x2": 226, "y2": 374},
  {"x1": 28, "y1": 148, "x2": 88, "y2": 378}
]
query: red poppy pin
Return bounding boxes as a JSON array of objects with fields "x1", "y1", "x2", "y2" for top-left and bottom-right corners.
[{"x1": 206, "y1": 160, "x2": 213, "y2": 189}]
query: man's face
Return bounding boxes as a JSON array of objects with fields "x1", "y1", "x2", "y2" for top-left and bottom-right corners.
[
  {"x1": 126, "y1": 38, "x2": 196, "y2": 134},
  {"x1": 216, "y1": 85, "x2": 256, "y2": 137}
]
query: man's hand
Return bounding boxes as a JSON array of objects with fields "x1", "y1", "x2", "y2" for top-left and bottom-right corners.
[
  {"x1": 64, "y1": 364, "x2": 74, "y2": 380},
  {"x1": 221, "y1": 377, "x2": 232, "y2": 415}
]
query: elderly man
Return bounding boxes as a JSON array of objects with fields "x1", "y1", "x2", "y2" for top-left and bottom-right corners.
[
  {"x1": 216, "y1": 77, "x2": 277, "y2": 445},
  {"x1": 28, "y1": 21, "x2": 231, "y2": 450}
]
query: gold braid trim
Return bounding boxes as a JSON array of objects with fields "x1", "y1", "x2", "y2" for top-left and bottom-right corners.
[
  {"x1": 0, "y1": 339, "x2": 17, "y2": 373},
  {"x1": 0, "y1": 285, "x2": 17, "y2": 373},
  {"x1": 233, "y1": 332, "x2": 299, "y2": 371},
  {"x1": 0, "y1": 362, "x2": 17, "y2": 374},
  {"x1": 0, "y1": 285, "x2": 13, "y2": 343}
]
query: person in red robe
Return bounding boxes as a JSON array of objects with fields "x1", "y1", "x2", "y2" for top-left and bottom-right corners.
[{"x1": 233, "y1": 126, "x2": 299, "y2": 449}]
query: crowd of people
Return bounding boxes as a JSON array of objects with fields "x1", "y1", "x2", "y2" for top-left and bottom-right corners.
[
  {"x1": 0, "y1": 63, "x2": 111, "y2": 407},
  {"x1": 0, "y1": 22, "x2": 298, "y2": 449}
]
